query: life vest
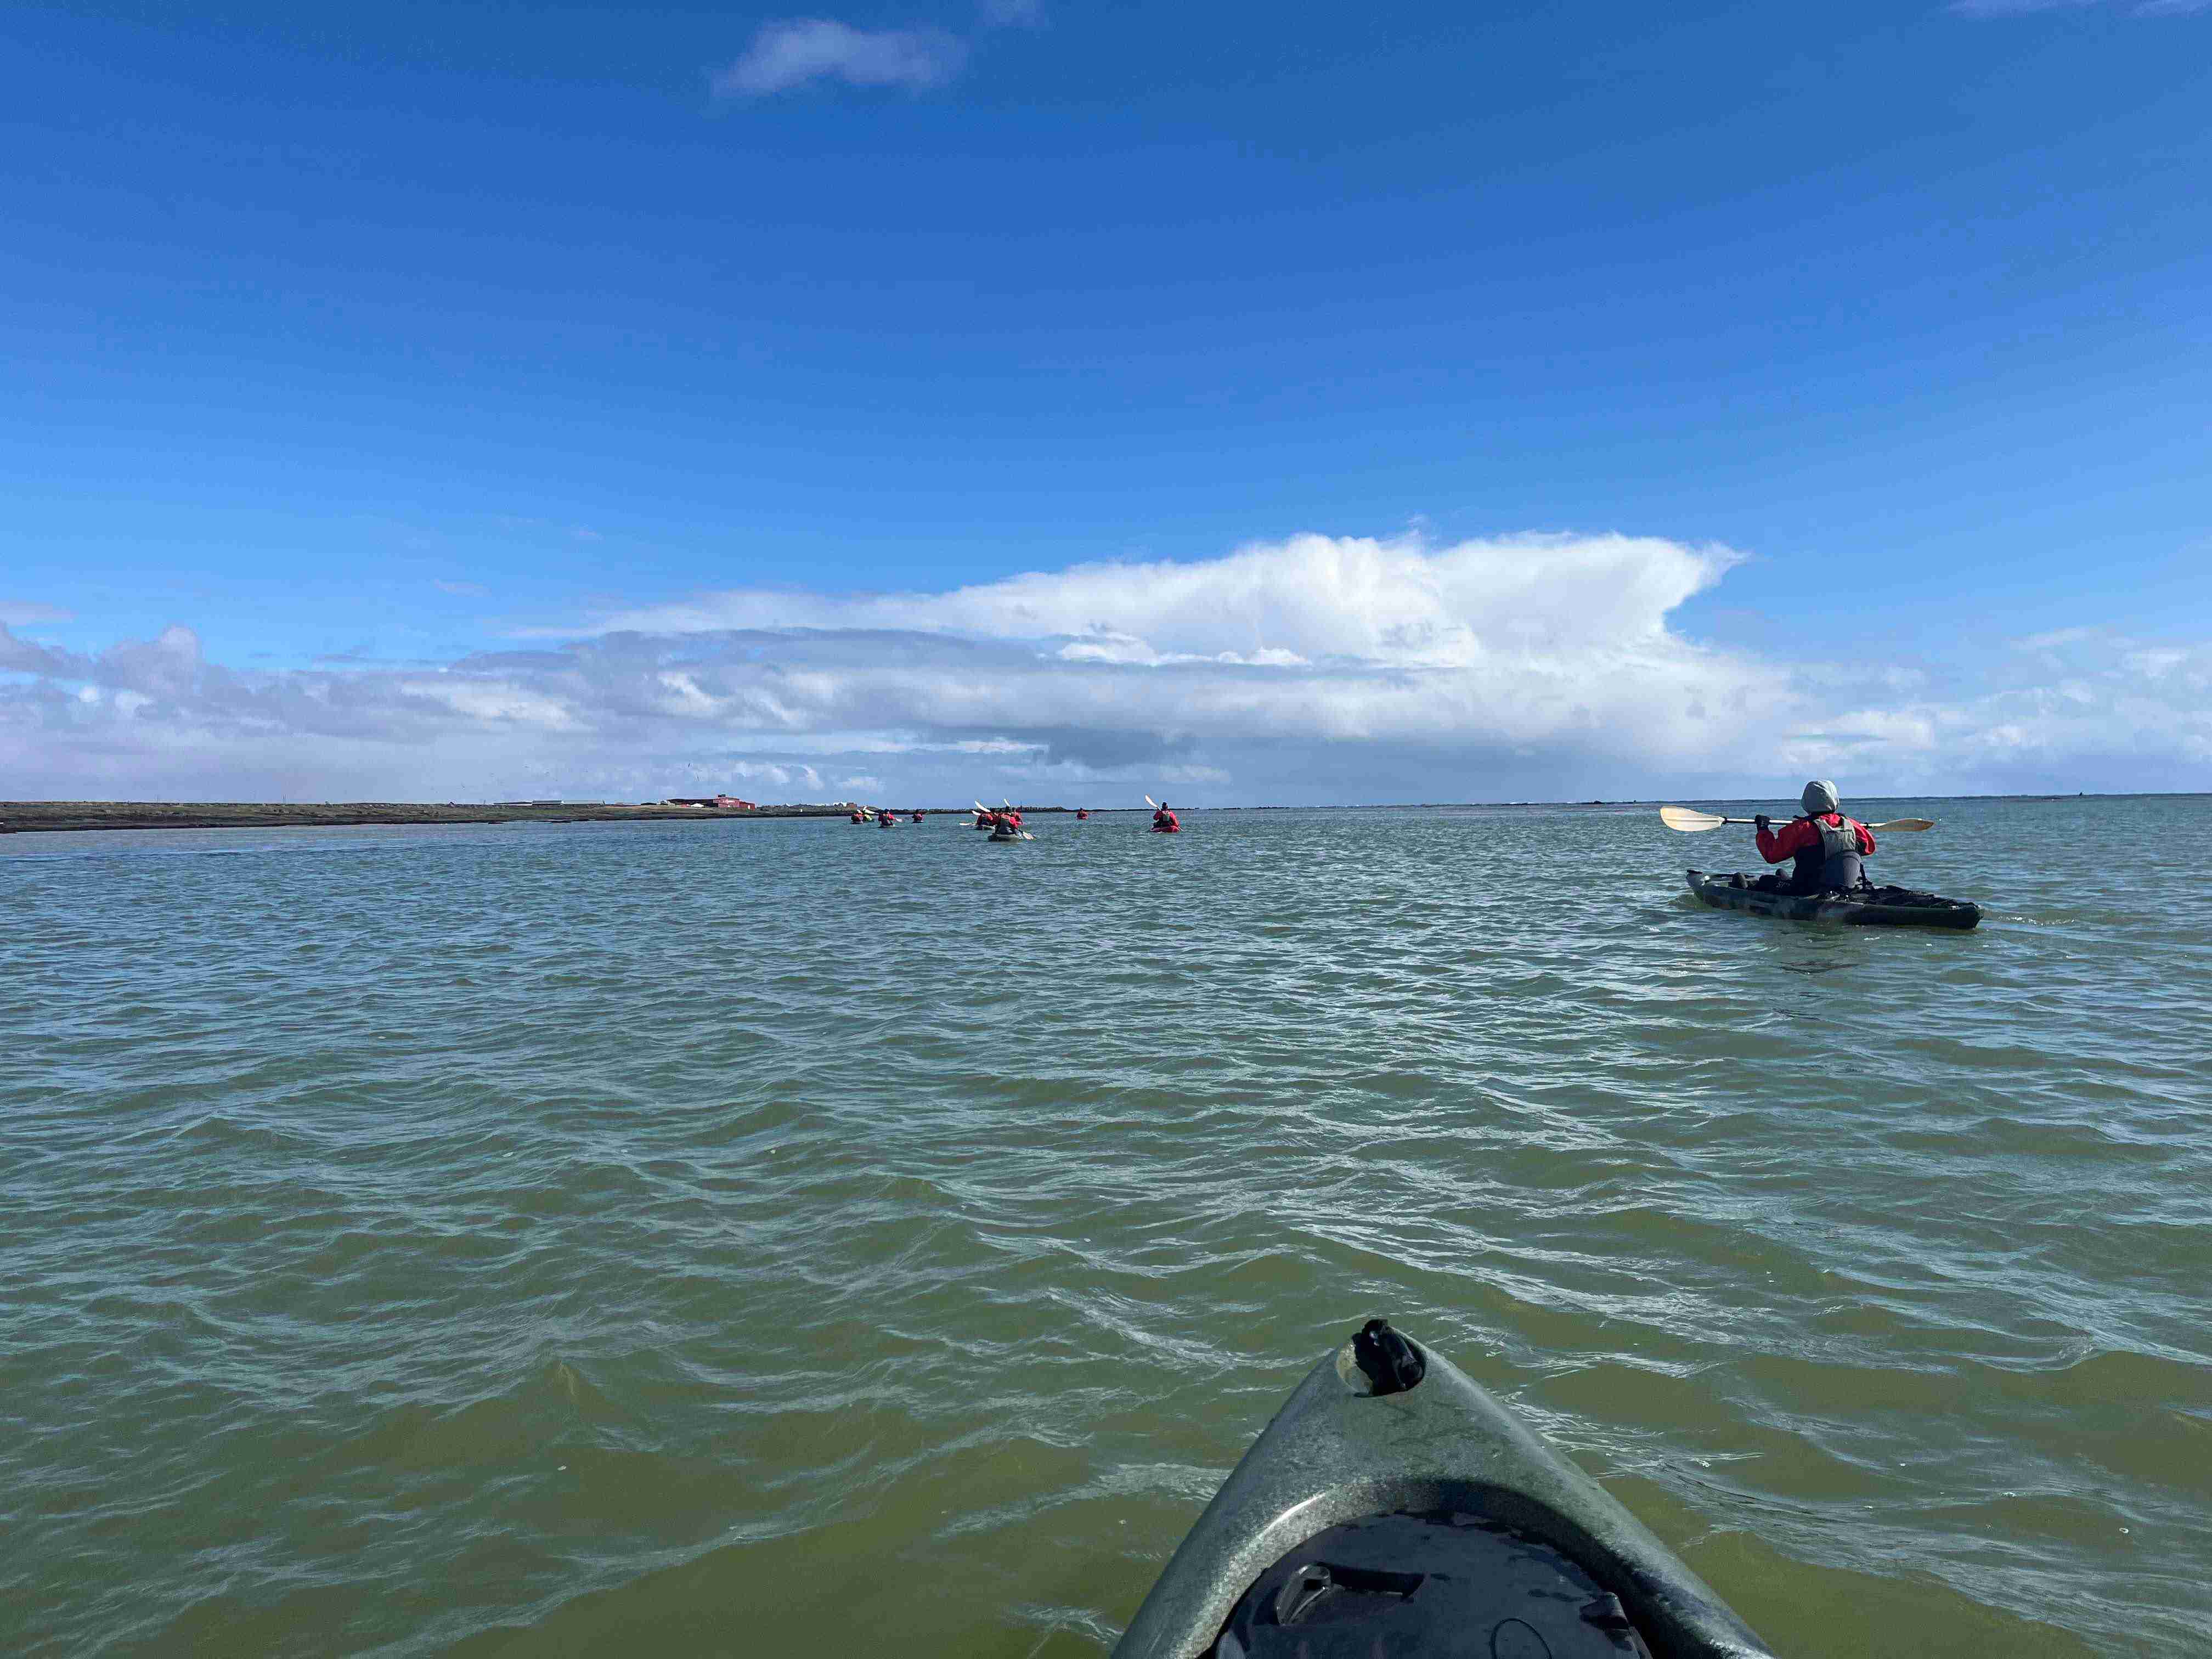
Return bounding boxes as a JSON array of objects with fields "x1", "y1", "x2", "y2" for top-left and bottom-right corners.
[{"x1": 1793, "y1": 813, "x2": 1866, "y2": 891}]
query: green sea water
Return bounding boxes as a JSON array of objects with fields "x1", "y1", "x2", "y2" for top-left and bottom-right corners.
[{"x1": 5, "y1": 798, "x2": 2208, "y2": 1657}]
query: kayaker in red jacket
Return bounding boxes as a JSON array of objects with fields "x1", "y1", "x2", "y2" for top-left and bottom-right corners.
[
  {"x1": 1152, "y1": 803, "x2": 1180, "y2": 833},
  {"x1": 1756, "y1": 780, "x2": 1876, "y2": 893}
]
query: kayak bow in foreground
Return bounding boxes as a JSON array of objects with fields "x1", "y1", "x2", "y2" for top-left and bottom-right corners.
[{"x1": 1113, "y1": 1320, "x2": 1773, "y2": 1659}]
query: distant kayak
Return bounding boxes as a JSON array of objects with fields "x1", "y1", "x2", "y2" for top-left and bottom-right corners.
[
  {"x1": 1686, "y1": 869, "x2": 1979, "y2": 930},
  {"x1": 1150, "y1": 824, "x2": 1180, "y2": 834},
  {"x1": 1112, "y1": 1318, "x2": 1773, "y2": 1658}
]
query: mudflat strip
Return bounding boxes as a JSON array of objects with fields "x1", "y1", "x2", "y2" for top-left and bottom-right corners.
[{"x1": 0, "y1": 801, "x2": 862, "y2": 833}]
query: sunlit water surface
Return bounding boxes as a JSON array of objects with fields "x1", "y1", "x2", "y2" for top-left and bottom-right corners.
[{"x1": 5, "y1": 798, "x2": 2208, "y2": 1657}]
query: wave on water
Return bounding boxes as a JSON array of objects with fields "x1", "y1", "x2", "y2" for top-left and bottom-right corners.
[{"x1": 4, "y1": 799, "x2": 2209, "y2": 1656}]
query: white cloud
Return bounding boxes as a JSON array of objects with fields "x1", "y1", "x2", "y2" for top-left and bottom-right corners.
[
  {"x1": 2015, "y1": 626, "x2": 2100, "y2": 650},
  {"x1": 3, "y1": 534, "x2": 2208, "y2": 805},
  {"x1": 434, "y1": 579, "x2": 491, "y2": 599},
  {"x1": 713, "y1": 19, "x2": 969, "y2": 97},
  {"x1": 0, "y1": 601, "x2": 74, "y2": 628},
  {"x1": 577, "y1": 532, "x2": 1740, "y2": 668},
  {"x1": 1952, "y1": 0, "x2": 2208, "y2": 14}
]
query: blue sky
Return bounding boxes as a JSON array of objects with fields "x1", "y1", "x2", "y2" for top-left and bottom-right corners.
[{"x1": 3, "y1": 0, "x2": 2207, "y2": 803}]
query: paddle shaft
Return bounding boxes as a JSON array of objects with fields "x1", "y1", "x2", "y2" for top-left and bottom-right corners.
[{"x1": 1663, "y1": 807, "x2": 1933, "y2": 834}]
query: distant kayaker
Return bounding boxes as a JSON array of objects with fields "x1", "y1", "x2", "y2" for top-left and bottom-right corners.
[
  {"x1": 1756, "y1": 781, "x2": 1876, "y2": 893},
  {"x1": 1152, "y1": 802, "x2": 1180, "y2": 833}
]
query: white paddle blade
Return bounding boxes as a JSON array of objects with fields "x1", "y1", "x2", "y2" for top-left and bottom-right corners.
[
  {"x1": 1660, "y1": 805, "x2": 1728, "y2": 833},
  {"x1": 1144, "y1": 794, "x2": 1158, "y2": 809},
  {"x1": 1867, "y1": 817, "x2": 1935, "y2": 832}
]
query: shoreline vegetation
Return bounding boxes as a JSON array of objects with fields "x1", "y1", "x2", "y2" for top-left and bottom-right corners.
[{"x1": 0, "y1": 793, "x2": 2147, "y2": 836}]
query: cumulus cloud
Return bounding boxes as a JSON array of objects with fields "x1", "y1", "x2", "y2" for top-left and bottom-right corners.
[
  {"x1": 4, "y1": 535, "x2": 2208, "y2": 804},
  {"x1": 578, "y1": 532, "x2": 1737, "y2": 666},
  {"x1": 712, "y1": 19, "x2": 969, "y2": 96},
  {"x1": 0, "y1": 601, "x2": 74, "y2": 628}
]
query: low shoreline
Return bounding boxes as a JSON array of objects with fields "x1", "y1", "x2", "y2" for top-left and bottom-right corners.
[
  {"x1": 2, "y1": 791, "x2": 2159, "y2": 836},
  {"x1": 0, "y1": 802, "x2": 1054, "y2": 834}
]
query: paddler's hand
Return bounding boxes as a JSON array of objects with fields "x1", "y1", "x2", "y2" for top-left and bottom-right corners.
[{"x1": 1754, "y1": 814, "x2": 1771, "y2": 833}]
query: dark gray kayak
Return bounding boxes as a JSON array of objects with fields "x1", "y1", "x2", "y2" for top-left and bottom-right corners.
[
  {"x1": 1686, "y1": 868, "x2": 1980, "y2": 930},
  {"x1": 1112, "y1": 1320, "x2": 1773, "y2": 1658}
]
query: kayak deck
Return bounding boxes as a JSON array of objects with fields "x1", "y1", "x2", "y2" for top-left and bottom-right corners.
[
  {"x1": 1113, "y1": 1322, "x2": 1772, "y2": 1658},
  {"x1": 1685, "y1": 869, "x2": 1980, "y2": 929}
]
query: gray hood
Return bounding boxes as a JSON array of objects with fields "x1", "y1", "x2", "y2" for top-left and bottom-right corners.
[{"x1": 1801, "y1": 779, "x2": 1839, "y2": 816}]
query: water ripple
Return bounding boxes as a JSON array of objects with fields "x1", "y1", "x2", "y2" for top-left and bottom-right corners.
[{"x1": 3, "y1": 802, "x2": 2208, "y2": 1656}]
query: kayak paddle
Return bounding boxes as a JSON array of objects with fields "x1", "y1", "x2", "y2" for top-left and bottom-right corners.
[
  {"x1": 1660, "y1": 805, "x2": 1935, "y2": 833},
  {"x1": 973, "y1": 799, "x2": 1033, "y2": 839}
]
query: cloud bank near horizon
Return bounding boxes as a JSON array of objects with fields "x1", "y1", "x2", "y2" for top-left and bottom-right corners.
[{"x1": 4, "y1": 532, "x2": 2208, "y2": 805}]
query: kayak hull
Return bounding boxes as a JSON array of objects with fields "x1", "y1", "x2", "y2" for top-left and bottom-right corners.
[
  {"x1": 1686, "y1": 870, "x2": 1979, "y2": 929},
  {"x1": 1112, "y1": 1328, "x2": 1771, "y2": 1658}
]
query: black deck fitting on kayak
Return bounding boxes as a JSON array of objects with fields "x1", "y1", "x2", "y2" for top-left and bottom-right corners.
[{"x1": 1351, "y1": 1318, "x2": 1425, "y2": 1396}]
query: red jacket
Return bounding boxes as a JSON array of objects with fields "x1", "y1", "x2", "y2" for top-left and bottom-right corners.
[{"x1": 1757, "y1": 812, "x2": 1875, "y2": 864}]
